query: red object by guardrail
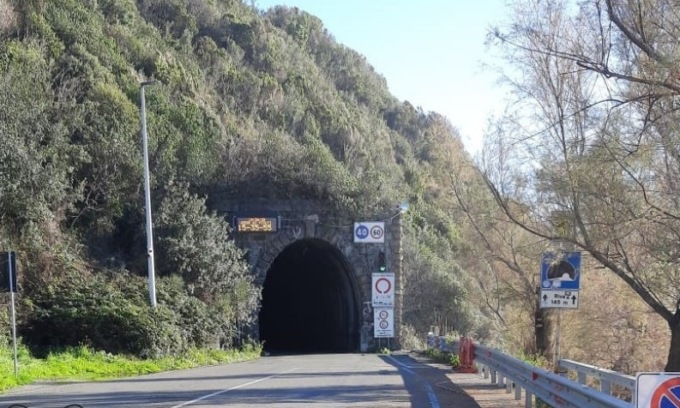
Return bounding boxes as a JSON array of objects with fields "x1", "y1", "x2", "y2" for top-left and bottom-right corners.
[{"x1": 457, "y1": 336, "x2": 477, "y2": 373}]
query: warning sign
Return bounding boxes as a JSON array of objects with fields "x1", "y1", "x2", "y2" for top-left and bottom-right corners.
[
  {"x1": 372, "y1": 273, "x2": 395, "y2": 307},
  {"x1": 374, "y1": 307, "x2": 394, "y2": 338},
  {"x1": 637, "y1": 372, "x2": 680, "y2": 407}
]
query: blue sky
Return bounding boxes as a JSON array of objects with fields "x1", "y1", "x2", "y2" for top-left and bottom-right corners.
[{"x1": 254, "y1": 0, "x2": 510, "y2": 155}]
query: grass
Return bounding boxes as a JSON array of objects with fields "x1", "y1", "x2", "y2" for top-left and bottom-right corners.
[{"x1": 0, "y1": 342, "x2": 261, "y2": 393}]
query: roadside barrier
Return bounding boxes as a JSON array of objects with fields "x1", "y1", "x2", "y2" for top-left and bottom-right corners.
[
  {"x1": 427, "y1": 335, "x2": 632, "y2": 408},
  {"x1": 558, "y1": 359, "x2": 635, "y2": 404}
]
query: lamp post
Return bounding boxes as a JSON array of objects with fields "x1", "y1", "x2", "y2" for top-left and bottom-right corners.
[{"x1": 140, "y1": 81, "x2": 157, "y2": 308}]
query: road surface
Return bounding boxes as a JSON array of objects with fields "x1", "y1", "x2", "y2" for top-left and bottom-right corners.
[{"x1": 0, "y1": 353, "x2": 482, "y2": 408}]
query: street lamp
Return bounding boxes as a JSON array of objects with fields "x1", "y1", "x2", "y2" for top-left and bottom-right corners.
[{"x1": 140, "y1": 80, "x2": 157, "y2": 308}]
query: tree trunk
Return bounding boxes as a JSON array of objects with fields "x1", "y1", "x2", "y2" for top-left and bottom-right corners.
[{"x1": 665, "y1": 319, "x2": 680, "y2": 372}]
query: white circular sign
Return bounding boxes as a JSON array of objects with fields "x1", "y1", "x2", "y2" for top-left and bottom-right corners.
[{"x1": 370, "y1": 225, "x2": 384, "y2": 239}]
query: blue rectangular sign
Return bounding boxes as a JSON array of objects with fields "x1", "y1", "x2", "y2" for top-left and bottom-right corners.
[{"x1": 540, "y1": 252, "x2": 581, "y2": 290}]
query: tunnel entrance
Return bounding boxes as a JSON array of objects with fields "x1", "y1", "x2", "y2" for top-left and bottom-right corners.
[{"x1": 259, "y1": 238, "x2": 359, "y2": 353}]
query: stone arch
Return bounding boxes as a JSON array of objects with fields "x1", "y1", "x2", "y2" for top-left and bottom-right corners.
[
  {"x1": 208, "y1": 198, "x2": 404, "y2": 352},
  {"x1": 258, "y1": 237, "x2": 361, "y2": 353}
]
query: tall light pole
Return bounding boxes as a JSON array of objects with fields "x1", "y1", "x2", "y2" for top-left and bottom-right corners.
[{"x1": 140, "y1": 80, "x2": 157, "y2": 308}]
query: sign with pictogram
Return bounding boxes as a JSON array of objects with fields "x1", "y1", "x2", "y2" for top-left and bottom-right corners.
[
  {"x1": 372, "y1": 273, "x2": 395, "y2": 307},
  {"x1": 637, "y1": 372, "x2": 680, "y2": 407},
  {"x1": 540, "y1": 251, "x2": 581, "y2": 290},
  {"x1": 354, "y1": 222, "x2": 385, "y2": 243},
  {"x1": 374, "y1": 307, "x2": 394, "y2": 338}
]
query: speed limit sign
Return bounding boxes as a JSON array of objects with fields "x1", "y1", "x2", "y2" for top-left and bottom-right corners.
[{"x1": 373, "y1": 307, "x2": 394, "y2": 338}]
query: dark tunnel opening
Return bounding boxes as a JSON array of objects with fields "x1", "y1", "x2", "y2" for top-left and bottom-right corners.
[{"x1": 259, "y1": 239, "x2": 359, "y2": 354}]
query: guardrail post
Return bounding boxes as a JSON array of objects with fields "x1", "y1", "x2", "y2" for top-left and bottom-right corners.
[
  {"x1": 497, "y1": 373, "x2": 505, "y2": 388},
  {"x1": 525, "y1": 392, "x2": 533, "y2": 408},
  {"x1": 577, "y1": 371, "x2": 586, "y2": 384},
  {"x1": 515, "y1": 382, "x2": 522, "y2": 399},
  {"x1": 490, "y1": 369, "x2": 497, "y2": 384},
  {"x1": 483, "y1": 365, "x2": 489, "y2": 379},
  {"x1": 600, "y1": 379, "x2": 611, "y2": 395},
  {"x1": 506, "y1": 379, "x2": 512, "y2": 393}
]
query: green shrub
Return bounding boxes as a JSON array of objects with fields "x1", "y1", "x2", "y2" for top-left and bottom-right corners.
[
  {"x1": 425, "y1": 348, "x2": 459, "y2": 368},
  {"x1": 21, "y1": 272, "x2": 186, "y2": 358},
  {"x1": 156, "y1": 275, "x2": 228, "y2": 349}
]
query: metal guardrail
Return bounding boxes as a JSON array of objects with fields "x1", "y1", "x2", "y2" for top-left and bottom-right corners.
[
  {"x1": 558, "y1": 359, "x2": 635, "y2": 405},
  {"x1": 427, "y1": 335, "x2": 632, "y2": 408}
]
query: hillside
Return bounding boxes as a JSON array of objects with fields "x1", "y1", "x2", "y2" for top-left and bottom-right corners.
[{"x1": 0, "y1": 0, "x2": 480, "y2": 355}]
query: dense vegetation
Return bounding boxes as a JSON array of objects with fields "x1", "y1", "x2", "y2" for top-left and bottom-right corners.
[
  {"x1": 0, "y1": 0, "x2": 482, "y2": 359},
  {"x1": 1, "y1": 0, "x2": 670, "y2": 377},
  {"x1": 479, "y1": 0, "x2": 680, "y2": 371}
]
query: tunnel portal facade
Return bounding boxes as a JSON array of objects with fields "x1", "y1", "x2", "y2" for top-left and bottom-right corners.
[{"x1": 211, "y1": 198, "x2": 403, "y2": 353}]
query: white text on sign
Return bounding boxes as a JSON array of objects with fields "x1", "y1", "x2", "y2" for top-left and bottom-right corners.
[
  {"x1": 540, "y1": 289, "x2": 579, "y2": 309},
  {"x1": 373, "y1": 307, "x2": 394, "y2": 338},
  {"x1": 354, "y1": 222, "x2": 385, "y2": 243}
]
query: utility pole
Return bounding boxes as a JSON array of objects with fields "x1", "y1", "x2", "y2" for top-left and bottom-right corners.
[{"x1": 140, "y1": 81, "x2": 157, "y2": 308}]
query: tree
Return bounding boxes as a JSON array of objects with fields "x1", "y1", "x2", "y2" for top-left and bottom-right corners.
[
  {"x1": 155, "y1": 182, "x2": 260, "y2": 330},
  {"x1": 487, "y1": 0, "x2": 680, "y2": 370},
  {"x1": 401, "y1": 218, "x2": 483, "y2": 338},
  {"x1": 450, "y1": 159, "x2": 551, "y2": 355}
]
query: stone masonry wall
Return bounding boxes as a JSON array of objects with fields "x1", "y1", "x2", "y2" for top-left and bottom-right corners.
[{"x1": 207, "y1": 196, "x2": 404, "y2": 351}]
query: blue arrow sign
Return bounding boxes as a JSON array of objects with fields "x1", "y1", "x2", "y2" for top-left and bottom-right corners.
[{"x1": 540, "y1": 252, "x2": 581, "y2": 290}]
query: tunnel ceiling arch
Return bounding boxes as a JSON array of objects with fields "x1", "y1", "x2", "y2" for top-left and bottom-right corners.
[{"x1": 259, "y1": 238, "x2": 358, "y2": 353}]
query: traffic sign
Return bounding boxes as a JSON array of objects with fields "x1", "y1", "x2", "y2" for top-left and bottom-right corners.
[
  {"x1": 541, "y1": 252, "x2": 581, "y2": 290},
  {"x1": 374, "y1": 307, "x2": 394, "y2": 338},
  {"x1": 540, "y1": 289, "x2": 579, "y2": 309},
  {"x1": 372, "y1": 273, "x2": 395, "y2": 307},
  {"x1": 354, "y1": 222, "x2": 385, "y2": 243},
  {"x1": 637, "y1": 372, "x2": 680, "y2": 407},
  {"x1": 1, "y1": 252, "x2": 17, "y2": 293}
]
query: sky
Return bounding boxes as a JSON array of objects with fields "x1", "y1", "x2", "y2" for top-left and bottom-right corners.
[{"x1": 254, "y1": 0, "x2": 511, "y2": 155}]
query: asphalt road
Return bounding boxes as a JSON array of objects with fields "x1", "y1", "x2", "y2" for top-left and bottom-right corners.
[{"x1": 0, "y1": 353, "x2": 476, "y2": 408}]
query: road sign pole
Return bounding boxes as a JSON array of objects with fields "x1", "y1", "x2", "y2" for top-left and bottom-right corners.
[
  {"x1": 10, "y1": 290, "x2": 17, "y2": 377},
  {"x1": 9, "y1": 253, "x2": 18, "y2": 377},
  {"x1": 554, "y1": 309, "x2": 562, "y2": 371}
]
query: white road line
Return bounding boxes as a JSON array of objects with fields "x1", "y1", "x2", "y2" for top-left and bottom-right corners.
[
  {"x1": 384, "y1": 355, "x2": 428, "y2": 369},
  {"x1": 386, "y1": 355, "x2": 441, "y2": 408},
  {"x1": 385, "y1": 355, "x2": 423, "y2": 371},
  {"x1": 424, "y1": 383, "x2": 441, "y2": 408},
  {"x1": 169, "y1": 368, "x2": 297, "y2": 408}
]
